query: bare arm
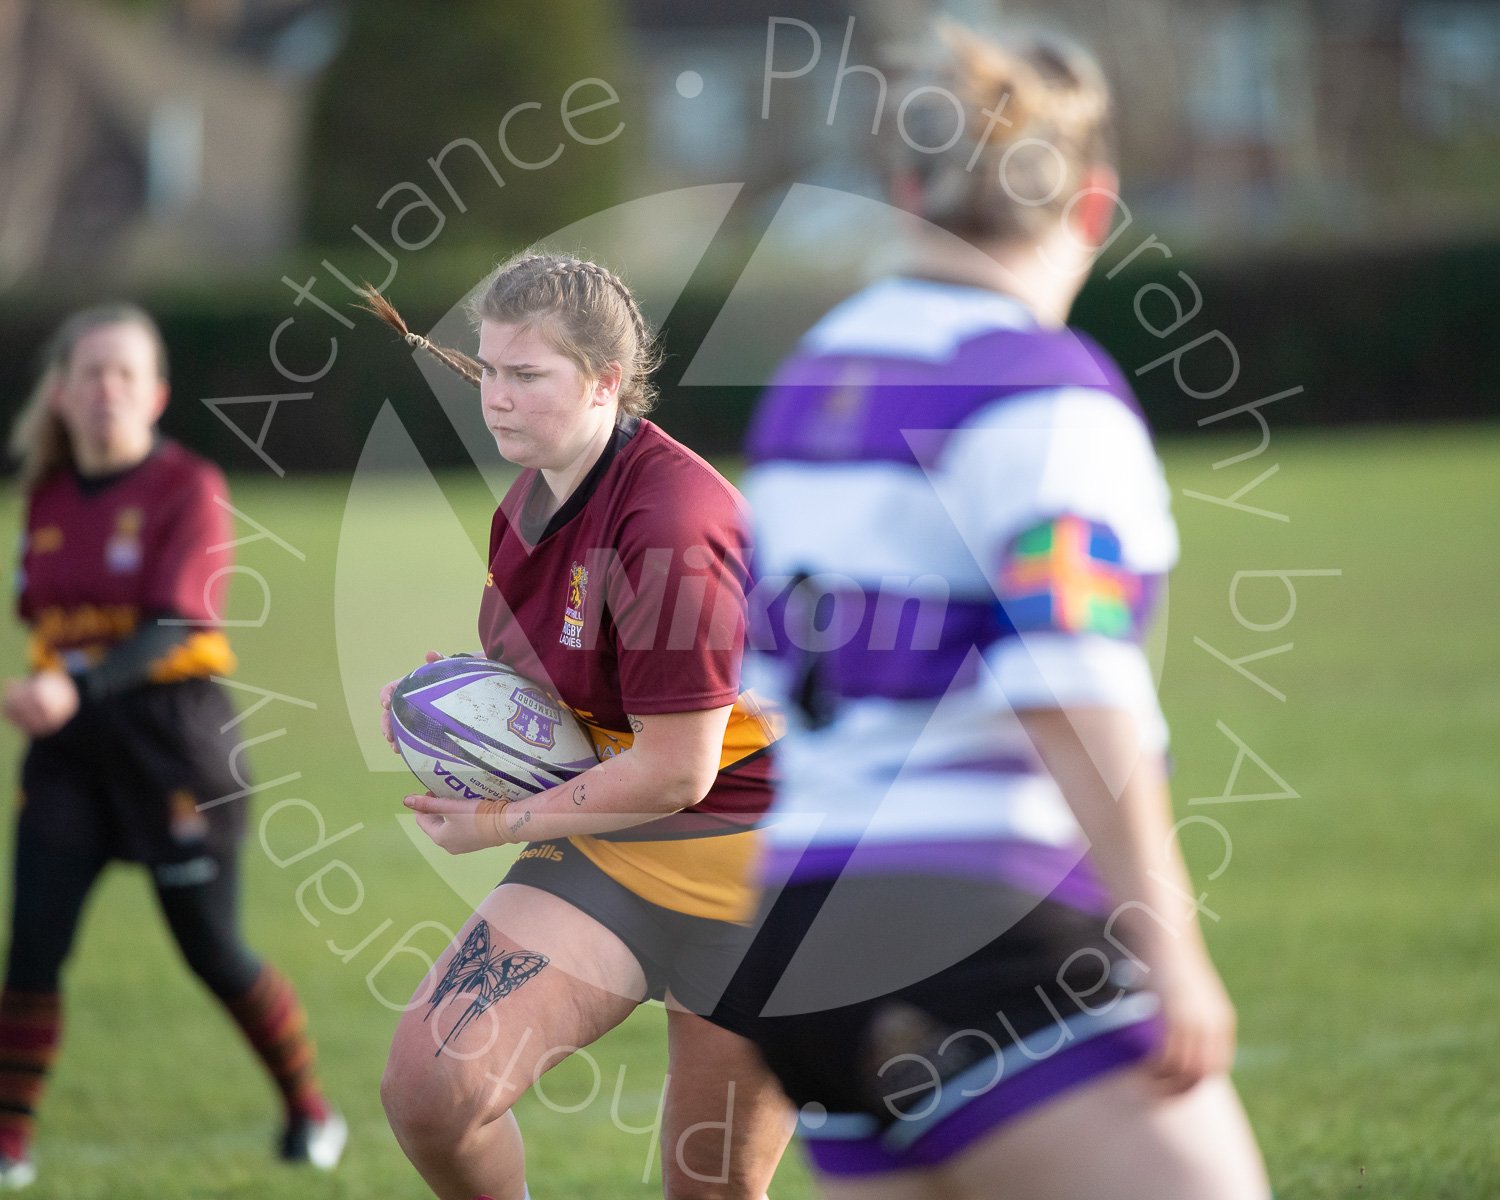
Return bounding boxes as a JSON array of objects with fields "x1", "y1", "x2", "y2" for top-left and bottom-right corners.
[
  {"x1": 405, "y1": 704, "x2": 734, "y2": 853},
  {"x1": 1018, "y1": 705, "x2": 1237, "y2": 1094}
]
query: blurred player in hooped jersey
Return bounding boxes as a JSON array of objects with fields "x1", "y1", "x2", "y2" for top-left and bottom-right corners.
[
  {"x1": 0, "y1": 305, "x2": 344, "y2": 1187},
  {"x1": 736, "y1": 24, "x2": 1270, "y2": 1200}
]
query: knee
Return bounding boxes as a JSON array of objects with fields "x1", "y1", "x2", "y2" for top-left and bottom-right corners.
[
  {"x1": 186, "y1": 945, "x2": 261, "y2": 1000},
  {"x1": 161, "y1": 903, "x2": 260, "y2": 998},
  {"x1": 381, "y1": 1045, "x2": 459, "y2": 1148},
  {"x1": 3, "y1": 943, "x2": 64, "y2": 994},
  {"x1": 659, "y1": 1094, "x2": 787, "y2": 1200},
  {"x1": 4, "y1": 922, "x2": 72, "y2": 992},
  {"x1": 380, "y1": 1025, "x2": 514, "y2": 1155}
]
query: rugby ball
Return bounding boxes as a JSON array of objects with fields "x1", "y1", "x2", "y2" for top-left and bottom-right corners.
[{"x1": 389, "y1": 657, "x2": 598, "y2": 805}]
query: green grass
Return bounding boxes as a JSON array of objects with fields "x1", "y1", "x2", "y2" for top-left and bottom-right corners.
[{"x1": 0, "y1": 423, "x2": 1495, "y2": 1197}]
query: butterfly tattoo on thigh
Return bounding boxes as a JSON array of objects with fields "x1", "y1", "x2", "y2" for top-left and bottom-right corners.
[{"x1": 425, "y1": 921, "x2": 549, "y2": 1054}]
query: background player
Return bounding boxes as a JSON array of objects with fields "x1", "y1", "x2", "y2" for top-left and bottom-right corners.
[
  {"x1": 734, "y1": 25, "x2": 1270, "y2": 1200},
  {"x1": 369, "y1": 254, "x2": 792, "y2": 1200},
  {"x1": 1, "y1": 304, "x2": 344, "y2": 1187}
]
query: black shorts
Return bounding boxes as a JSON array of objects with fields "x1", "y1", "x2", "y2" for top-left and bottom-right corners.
[
  {"x1": 18, "y1": 679, "x2": 248, "y2": 866},
  {"x1": 502, "y1": 840, "x2": 762, "y2": 1037},
  {"x1": 726, "y1": 871, "x2": 1162, "y2": 1177}
]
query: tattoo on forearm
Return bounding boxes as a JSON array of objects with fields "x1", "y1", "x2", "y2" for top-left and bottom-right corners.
[
  {"x1": 508, "y1": 808, "x2": 532, "y2": 838},
  {"x1": 572, "y1": 782, "x2": 586, "y2": 807},
  {"x1": 628, "y1": 715, "x2": 644, "y2": 733},
  {"x1": 425, "y1": 921, "x2": 547, "y2": 1055}
]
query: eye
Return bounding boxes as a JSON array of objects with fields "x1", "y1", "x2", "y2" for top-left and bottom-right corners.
[{"x1": 514, "y1": 371, "x2": 538, "y2": 383}]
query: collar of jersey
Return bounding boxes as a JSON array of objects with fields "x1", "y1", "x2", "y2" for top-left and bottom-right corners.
[
  {"x1": 71, "y1": 434, "x2": 164, "y2": 498},
  {"x1": 518, "y1": 415, "x2": 642, "y2": 544}
]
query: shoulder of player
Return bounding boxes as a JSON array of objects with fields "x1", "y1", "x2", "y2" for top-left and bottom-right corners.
[
  {"x1": 944, "y1": 386, "x2": 1167, "y2": 516},
  {"x1": 1057, "y1": 325, "x2": 1143, "y2": 420},
  {"x1": 606, "y1": 422, "x2": 747, "y2": 551},
  {"x1": 617, "y1": 421, "x2": 744, "y2": 511},
  {"x1": 24, "y1": 468, "x2": 69, "y2": 515},
  {"x1": 961, "y1": 382, "x2": 1153, "y2": 448},
  {"x1": 24, "y1": 441, "x2": 226, "y2": 522},
  {"x1": 148, "y1": 439, "x2": 229, "y2": 497},
  {"x1": 955, "y1": 384, "x2": 1176, "y2": 566}
]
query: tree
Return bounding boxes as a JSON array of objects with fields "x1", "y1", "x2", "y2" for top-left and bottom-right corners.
[{"x1": 302, "y1": 0, "x2": 631, "y2": 251}]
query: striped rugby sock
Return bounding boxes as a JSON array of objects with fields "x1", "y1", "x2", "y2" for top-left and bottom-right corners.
[
  {"x1": 224, "y1": 965, "x2": 328, "y2": 1123},
  {"x1": 0, "y1": 989, "x2": 61, "y2": 1161}
]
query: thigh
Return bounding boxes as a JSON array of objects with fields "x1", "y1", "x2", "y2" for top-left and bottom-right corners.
[
  {"x1": 4, "y1": 831, "x2": 109, "y2": 989},
  {"x1": 386, "y1": 882, "x2": 648, "y2": 1121},
  {"x1": 152, "y1": 852, "x2": 261, "y2": 998},
  {"x1": 943, "y1": 1066, "x2": 1269, "y2": 1200},
  {"x1": 17, "y1": 730, "x2": 114, "y2": 862},
  {"x1": 104, "y1": 682, "x2": 248, "y2": 859},
  {"x1": 661, "y1": 1003, "x2": 794, "y2": 1200}
]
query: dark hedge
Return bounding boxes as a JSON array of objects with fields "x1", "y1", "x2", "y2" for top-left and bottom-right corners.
[{"x1": 1, "y1": 240, "x2": 1493, "y2": 476}]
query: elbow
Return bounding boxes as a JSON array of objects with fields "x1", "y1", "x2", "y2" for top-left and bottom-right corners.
[{"x1": 657, "y1": 762, "x2": 720, "y2": 813}]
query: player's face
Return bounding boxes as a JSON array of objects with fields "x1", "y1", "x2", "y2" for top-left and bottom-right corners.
[
  {"x1": 50, "y1": 322, "x2": 167, "y2": 454},
  {"x1": 476, "y1": 319, "x2": 618, "y2": 471}
]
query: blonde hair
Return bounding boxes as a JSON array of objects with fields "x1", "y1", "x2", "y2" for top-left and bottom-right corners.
[
  {"x1": 890, "y1": 23, "x2": 1114, "y2": 244},
  {"x1": 8, "y1": 304, "x2": 168, "y2": 491},
  {"x1": 468, "y1": 251, "x2": 662, "y2": 417}
]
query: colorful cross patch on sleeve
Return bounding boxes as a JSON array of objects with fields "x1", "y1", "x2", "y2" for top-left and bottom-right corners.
[{"x1": 998, "y1": 516, "x2": 1141, "y2": 638}]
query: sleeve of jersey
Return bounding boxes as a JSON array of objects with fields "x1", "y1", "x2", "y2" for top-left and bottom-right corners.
[
  {"x1": 605, "y1": 476, "x2": 749, "y2": 715},
  {"x1": 938, "y1": 388, "x2": 1177, "y2": 740},
  {"x1": 142, "y1": 464, "x2": 234, "y2": 623},
  {"x1": 15, "y1": 519, "x2": 34, "y2": 625},
  {"x1": 15, "y1": 493, "x2": 51, "y2": 624}
]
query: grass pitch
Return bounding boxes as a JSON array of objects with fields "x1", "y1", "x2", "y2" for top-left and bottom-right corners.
[{"x1": 0, "y1": 422, "x2": 1495, "y2": 1198}]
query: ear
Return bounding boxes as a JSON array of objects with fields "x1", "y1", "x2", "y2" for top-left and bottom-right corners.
[
  {"x1": 592, "y1": 361, "x2": 623, "y2": 406},
  {"x1": 149, "y1": 379, "x2": 170, "y2": 424},
  {"x1": 1068, "y1": 166, "x2": 1122, "y2": 252}
]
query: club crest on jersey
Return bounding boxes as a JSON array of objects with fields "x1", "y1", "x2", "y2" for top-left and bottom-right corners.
[
  {"x1": 560, "y1": 562, "x2": 588, "y2": 649},
  {"x1": 105, "y1": 507, "x2": 143, "y2": 573},
  {"x1": 507, "y1": 687, "x2": 560, "y2": 750}
]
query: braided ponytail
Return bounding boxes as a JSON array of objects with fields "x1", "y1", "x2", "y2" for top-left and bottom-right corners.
[{"x1": 355, "y1": 285, "x2": 487, "y2": 386}]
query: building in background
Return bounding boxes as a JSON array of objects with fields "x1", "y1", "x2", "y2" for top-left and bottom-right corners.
[
  {"x1": 1, "y1": 0, "x2": 1498, "y2": 289},
  {"x1": 627, "y1": 0, "x2": 1500, "y2": 252},
  {"x1": 0, "y1": 0, "x2": 341, "y2": 287}
]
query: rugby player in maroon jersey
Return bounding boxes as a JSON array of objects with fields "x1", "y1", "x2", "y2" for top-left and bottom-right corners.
[
  {"x1": 372, "y1": 255, "x2": 792, "y2": 1200},
  {"x1": 1, "y1": 306, "x2": 344, "y2": 1187}
]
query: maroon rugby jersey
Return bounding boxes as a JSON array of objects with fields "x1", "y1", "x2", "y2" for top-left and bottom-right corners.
[
  {"x1": 17, "y1": 439, "x2": 236, "y2": 680},
  {"x1": 479, "y1": 418, "x2": 778, "y2": 920}
]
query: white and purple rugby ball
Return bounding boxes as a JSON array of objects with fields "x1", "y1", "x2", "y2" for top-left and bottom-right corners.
[{"x1": 389, "y1": 657, "x2": 598, "y2": 805}]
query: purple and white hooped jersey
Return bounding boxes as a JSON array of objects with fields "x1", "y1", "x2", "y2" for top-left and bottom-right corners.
[{"x1": 743, "y1": 277, "x2": 1178, "y2": 892}]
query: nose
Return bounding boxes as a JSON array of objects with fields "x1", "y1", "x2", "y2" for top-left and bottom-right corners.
[
  {"x1": 481, "y1": 376, "x2": 512, "y2": 413},
  {"x1": 96, "y1": 369, "x2": 130, "y2": 406}
]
